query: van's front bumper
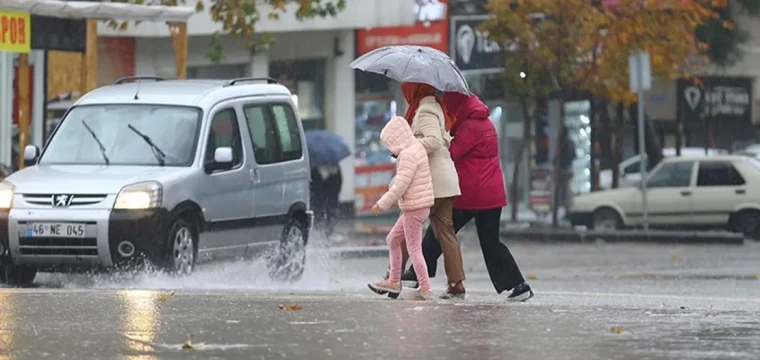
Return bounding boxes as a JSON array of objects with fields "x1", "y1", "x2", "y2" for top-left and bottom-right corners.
[{"x1": 2, "y1": 208, "x2": 169, "y2": 271}]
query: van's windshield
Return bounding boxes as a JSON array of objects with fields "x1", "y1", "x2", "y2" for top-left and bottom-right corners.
[{"x1": 39, "y1": 104, "x2": 202, "y2": 166}]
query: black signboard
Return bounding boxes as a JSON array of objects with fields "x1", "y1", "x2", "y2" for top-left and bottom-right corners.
[
  {"x1": 31, "y1": 16, "x2": 86, "y2": 52},
  {"x1": 676, "y1": 76, "x2": 753, "y2": 123},
  {"x1": 450, "y1": 15, "x2": 502, "y2": 73}
]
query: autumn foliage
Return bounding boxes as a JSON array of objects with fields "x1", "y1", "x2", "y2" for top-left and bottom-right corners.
[
  {"x1": 109, "y1": 0, "x2": 346, "y2": 59},
  {"x1": 482, "y1": 0, "x2": 727, "y2": 103}
]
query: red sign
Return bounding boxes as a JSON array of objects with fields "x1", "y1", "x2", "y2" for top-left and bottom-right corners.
[
  {"x1": 356, "y1": 0, "x2": 449, "y2": 56},
  {"x1": 354, "y1": 164, "x2": 396, "y2": 215}
]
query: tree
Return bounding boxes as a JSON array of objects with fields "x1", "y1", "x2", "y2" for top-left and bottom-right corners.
[
  {"x1": 482, "y1": 0, "x2": 724, "y2": 227},
  {"x1": 698, "y1": 0, "x2": 760, "y2": 67},
  {"x1": 109, "y1": 0, "x2": 346, "y2": 62}
]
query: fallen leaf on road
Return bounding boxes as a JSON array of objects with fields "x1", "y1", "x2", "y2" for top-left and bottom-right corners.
[
  {"x1": 278, "y1": 304, "x2": 302, "y2": 311},
  {"x1": 610, "y1": 326, "x2": 628, "y2": 334},
  {"x1": 527, "y1": 274, "x2": 537, "y2": 280},
  {"x1": 672, "y1": 253, "x2": 680, "y2": 261},
  {"x1": 182, "y1": 334, "x2": 194, "y2": 350},
  {"x1": 706, "y1": 312, "x2": 719, "y2": 317},
  {"x1": 157, "y1": 292, "x2": 175, "y2": 302}
]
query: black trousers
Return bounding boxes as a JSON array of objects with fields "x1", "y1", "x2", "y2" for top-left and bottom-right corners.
[
  {"x1": 421, "y1": 208, "x2": 525, "y2": 294},
  {"x1": 310, "y1": 168, "x2": 342, "y2": 236}
]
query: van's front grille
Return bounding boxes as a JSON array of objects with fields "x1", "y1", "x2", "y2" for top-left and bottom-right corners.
[
  {"x1": 18, "y1": 237, "x2": 98, "y2": 256},
  {"x1": 22, "y1": 194, "x2": 108, "y2": 207}
]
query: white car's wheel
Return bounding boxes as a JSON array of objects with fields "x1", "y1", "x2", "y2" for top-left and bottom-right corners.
[
  {"x1": 592, "y1": 208, "x2": 621, "y2": 231},
  {"x1": 731, "y1": 210, "x2": 760, "y2": 240}
]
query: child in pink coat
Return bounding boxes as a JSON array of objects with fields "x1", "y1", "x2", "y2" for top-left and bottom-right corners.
[{"x1": 368, "y1": 116, "x2": 436, "y2": 300}]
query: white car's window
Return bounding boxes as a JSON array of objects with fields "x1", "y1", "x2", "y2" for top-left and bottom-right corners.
[
  {"x1": 623, "y1": 160, "x2": 640, "y2": 174},
  {"x1": 696, "y1": 161, "x2": 745, "y2": 187},
  {"x1": 646, "y1": 161, "x2": 694, "y2": 188},
  {"x1": 40, "y1": 104, "x2": 201, "y2": 166}
]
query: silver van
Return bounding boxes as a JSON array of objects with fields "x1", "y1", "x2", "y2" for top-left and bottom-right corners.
[{"x1": 0, "y1": 76, "x2": 313, "y2": 286}]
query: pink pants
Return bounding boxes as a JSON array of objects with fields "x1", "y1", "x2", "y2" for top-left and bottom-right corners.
[{"x1": 387, "y1": 207, "x2": 431, "y2": 291}]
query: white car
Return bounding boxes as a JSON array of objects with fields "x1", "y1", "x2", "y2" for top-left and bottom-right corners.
[
  {"x1": 599, "y1": 147, "x2": 728, "y2": 190},
  {"x1": 569, "y1": 155, "x2": 760, "y2": 238}
]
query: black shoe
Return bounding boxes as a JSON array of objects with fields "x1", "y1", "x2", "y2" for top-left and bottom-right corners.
[
  {"x1": 507, "y1": 282, "x2": 534, "y2": 302},
  {"x1": 400, "y1": 268, "x2": 419, "y2": 288}
]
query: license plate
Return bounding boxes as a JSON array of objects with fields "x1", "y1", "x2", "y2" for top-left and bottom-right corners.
[{"x1": 26, "y1": 222, "x2": 86, "y2": 238}]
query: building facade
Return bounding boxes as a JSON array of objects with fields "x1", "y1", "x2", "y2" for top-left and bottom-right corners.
[{"x1": 87, "y1": 0, "x2": 421, "y2": 211}]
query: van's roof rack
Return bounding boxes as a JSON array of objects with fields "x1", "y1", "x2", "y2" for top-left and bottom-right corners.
[
  {"x1": 224, "y1": 77, "x2": 279, "y2": 86},
  {"x1": 114, "y1": 76, "x2": 166, "y2": 85}
]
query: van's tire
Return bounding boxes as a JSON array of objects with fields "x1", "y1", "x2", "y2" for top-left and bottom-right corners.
[
  {"x1": 1, "y1": 264, "x2": 37, "y2": 287},
  {"x1": 731, "y1": 210, "x2": 760, "y2": 240},
  {"x1": 268, "y1": 217, "x2": 307, "y2": 282},
  {"x1": 591, "y1": 207, "x2": 622, "y2": 231},
  {"x1": 161, "y1": 218, "x2": 198, "y2": 275}
]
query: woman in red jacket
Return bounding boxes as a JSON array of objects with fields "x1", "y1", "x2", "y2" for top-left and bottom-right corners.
[{"x1": 400, "y1": 92, "x2": 533, "y2": 302}]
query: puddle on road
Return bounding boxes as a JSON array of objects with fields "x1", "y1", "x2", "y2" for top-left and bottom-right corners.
[{"x1": 33, "y1": 234, "x2": 374, "y2": 293}]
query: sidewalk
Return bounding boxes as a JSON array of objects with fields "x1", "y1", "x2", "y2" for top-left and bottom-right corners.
[
  {"x1": 320, "y1": 203, "x2": 745, "y2": 258},
  {"x1": 324, "y1": 204, "x2": 559, "y2": 258}
]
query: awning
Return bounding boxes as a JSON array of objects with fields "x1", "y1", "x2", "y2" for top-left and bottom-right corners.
[{"x1": 0, "y1": 0, "x2": 195, "y2": 22}]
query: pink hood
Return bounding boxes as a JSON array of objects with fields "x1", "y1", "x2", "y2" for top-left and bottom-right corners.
[{"x1": 380, "y1": 116, "x2": 415, "y2": 156}]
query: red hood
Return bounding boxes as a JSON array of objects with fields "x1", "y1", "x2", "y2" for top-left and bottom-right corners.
[{"x1": 442, "y1": 93, "x2": 490, "y2": 134}]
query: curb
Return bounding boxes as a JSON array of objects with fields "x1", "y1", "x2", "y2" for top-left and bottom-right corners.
[{"x1": 499, "y1": 228, "x2": 745, "y2": 245}]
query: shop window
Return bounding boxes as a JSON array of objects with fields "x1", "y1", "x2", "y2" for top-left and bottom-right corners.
[
  {"x1": 188, "y1": 64, "x2": 247, "y2": 79},
  {"x1": 270, "y1": 59, "x2": 325, "y2": 130}
]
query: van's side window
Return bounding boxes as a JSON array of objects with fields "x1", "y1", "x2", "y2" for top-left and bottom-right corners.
[
  {"x1": 271, "y1": 104, "x2": 303, "y2": 162},
  {"x1": 243, "y1": 105, "x2": 280, "y2": 164},
  {"x1": 205, "y1": 108, "x2": 244, "y2": 170}
]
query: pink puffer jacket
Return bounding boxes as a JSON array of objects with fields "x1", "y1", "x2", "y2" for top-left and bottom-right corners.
[{"x1": 376, "y1": 116, "x2": 435, "y2": 212}]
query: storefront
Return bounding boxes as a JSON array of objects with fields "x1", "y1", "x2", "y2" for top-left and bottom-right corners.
[
  {"x1": 352, "y1": 0, "x2": 449, "y2": 215},
  {"x1": 270, "y1": 58, "x2": 326, "y2": 131},
  {"x1": 448, "y1": 9, "x2": 533, "y2": 204},
  {"x1": 676, "y1": 76, "x2": 755, "y2": 152}
]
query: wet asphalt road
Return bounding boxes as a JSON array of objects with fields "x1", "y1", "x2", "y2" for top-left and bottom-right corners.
[{"x1": 1, "y1": 240, "x2": 760, "y2": 359}]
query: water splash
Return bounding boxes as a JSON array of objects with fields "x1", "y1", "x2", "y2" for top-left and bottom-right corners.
[{"x1": 34, "y1": 231, "x2": 372, "y2": 292}]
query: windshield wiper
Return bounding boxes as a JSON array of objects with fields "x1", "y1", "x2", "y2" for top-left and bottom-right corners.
[
  {"x1": 127, "y1": 124, "x2": 166, "y2": 166},
  {"x1": 82, "y1": 120, "x2": 110, "y2": 165}
]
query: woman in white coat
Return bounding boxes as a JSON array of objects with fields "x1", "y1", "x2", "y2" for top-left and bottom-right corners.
[{"x1": 395, "y1": 82, "x2": 467, "y2": 299}]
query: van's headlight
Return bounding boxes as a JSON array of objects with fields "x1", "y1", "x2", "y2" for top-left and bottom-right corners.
[
  {"x1": 114, "y1": 181, "x2": 162, "y2": 210},
  {"x1": 0, "y1": 181, "x2": 14, "y2": 209}
]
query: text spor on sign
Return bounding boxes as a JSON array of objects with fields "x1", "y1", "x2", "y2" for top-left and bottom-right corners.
[{"x1": 0, "y1": 12, "x2": 30, "y2": 53}]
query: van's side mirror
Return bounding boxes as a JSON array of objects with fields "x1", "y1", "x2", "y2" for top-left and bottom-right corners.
[
  {"x1": 23, "y1": 145, "x2": 39, "y2": 167},
  {"x1": 214, "y1": 147, "x2": 233, "y2": 164},
  {"x1": 205, "y1": 147, "x2": 233, "y2": 173}
]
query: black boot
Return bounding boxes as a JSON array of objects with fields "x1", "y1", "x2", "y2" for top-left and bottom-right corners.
[{"x1": 507, "y1": 282, "x2": 534, "y2": 302}]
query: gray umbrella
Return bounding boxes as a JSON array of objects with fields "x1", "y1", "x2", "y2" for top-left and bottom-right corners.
[{"x1": 349, "y1": 45, "x2": 471, "y2": 95}]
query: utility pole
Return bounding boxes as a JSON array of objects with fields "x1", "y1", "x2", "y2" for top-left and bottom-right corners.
[{"x1": 629, "y1": 51, "x2": 651, "y2": 230}]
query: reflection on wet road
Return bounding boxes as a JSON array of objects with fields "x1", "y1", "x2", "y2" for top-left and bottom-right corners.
[
  {"x1": 0, "y1": 290, "x2": 758, "y2": 360},
  {"x1": 0, "y1": 242, "x2": 758, "y2": 359}
]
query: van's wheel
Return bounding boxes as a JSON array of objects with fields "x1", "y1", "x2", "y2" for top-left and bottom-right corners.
[
  {"x1": 162, "y1": 218, "x2": 197, "y2": 275},
  {"x1": 592, "y1": 208, "x2": 621, "y2": 231},
  {"x1": 268, "y1": 217, "x2": 307, "y2": 282},
  {"x1": 731, "y1": 210, "x2": 760, "y2": 240},
  {"x1": 1, "y1": 264, "x2": 36, "y2": 287}
]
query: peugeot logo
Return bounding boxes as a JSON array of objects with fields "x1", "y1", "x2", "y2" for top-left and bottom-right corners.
[{"x1": 51, "y1": 194, "x2": 74, "y2": 207}]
